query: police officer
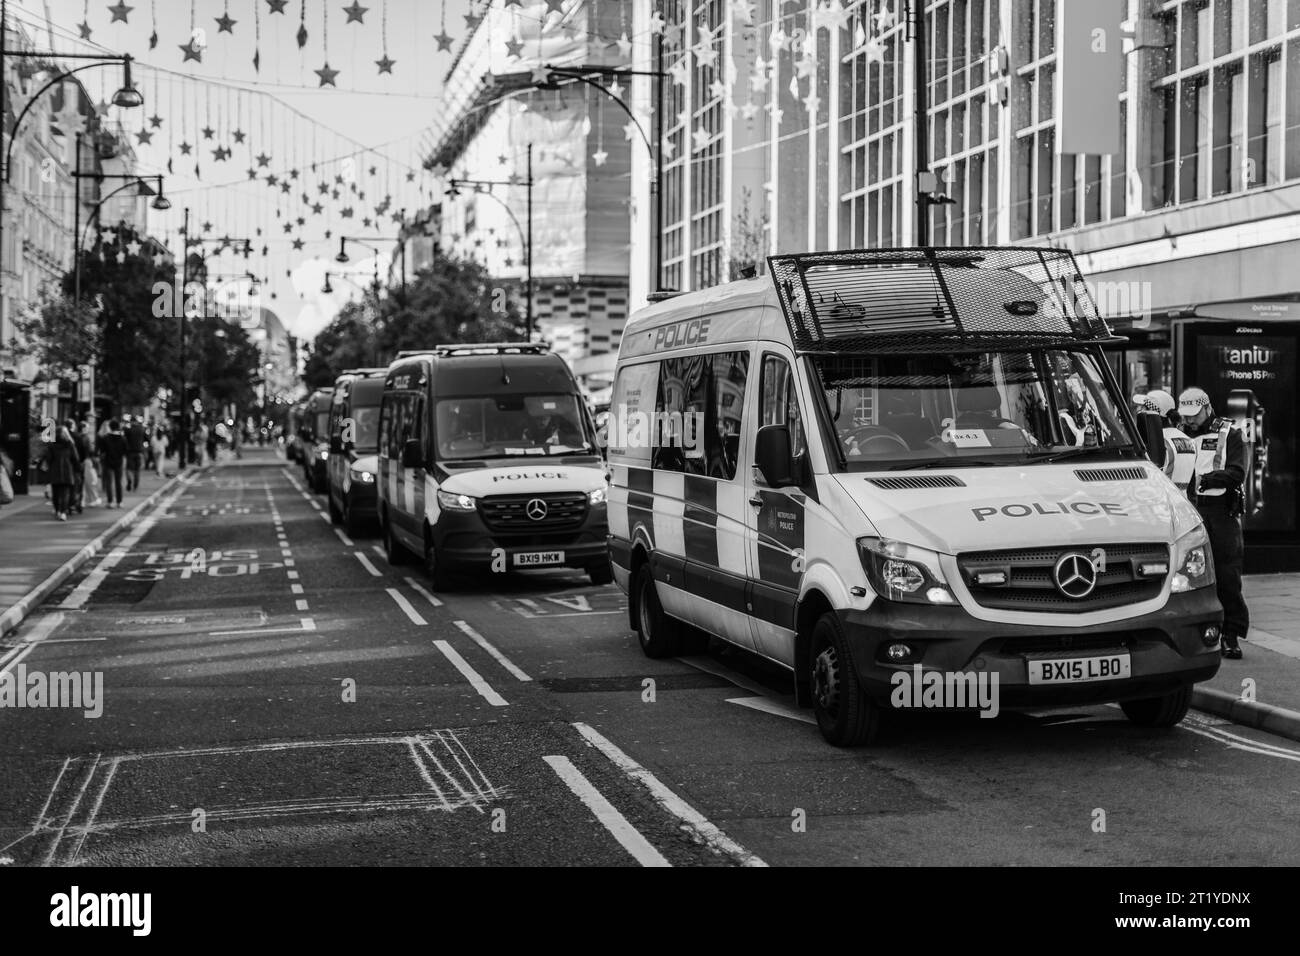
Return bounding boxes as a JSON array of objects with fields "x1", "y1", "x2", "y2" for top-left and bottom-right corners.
[
  {"x1": 1179, "y1": 387, "x2": 1248, "y2": 659},
  {"x1": 1133, "y1": 390, "x2": 1196, "y2": 493}
]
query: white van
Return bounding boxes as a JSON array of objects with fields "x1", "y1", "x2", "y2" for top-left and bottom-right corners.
[
  {"x1": 607, "y1": 247, "x2": 1222, "y2": 746},
  {"x1": 378, "y1": 344, "x2": 611, "y2": 589}
]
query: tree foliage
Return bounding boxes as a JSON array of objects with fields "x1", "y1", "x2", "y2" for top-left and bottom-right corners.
[
  {"x1": 11, "y1": 289, "x2": 102, "y2": 381},
  {"x1": 303, "y1": 250, "x2": 522, "y2": 387}
]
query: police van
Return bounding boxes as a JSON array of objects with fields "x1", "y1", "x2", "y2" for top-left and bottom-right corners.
[
  {"x1": 301, "y1": 388, "x2": 334, "y2": 493},
  {"x1": 326, "y1": 368, "x2": 386, "y2": 534},
  {"x1": 377, "y1": 343, "x2": 610, "y2": 589},
  {"x1": 607, "y1": 247, "x2": 1222, "y2": 746}
]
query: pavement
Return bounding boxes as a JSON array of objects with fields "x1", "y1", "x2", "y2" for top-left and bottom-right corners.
[{"x1": 1, "y1": 445, "x2": 1299, "y2": 743}]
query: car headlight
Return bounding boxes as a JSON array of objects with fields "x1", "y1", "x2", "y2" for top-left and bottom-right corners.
[
  {"x1": 857, "y1": 537, "x2": 955, "y2": 605},
  {"x1": 588, "y1": 486, "x2": 607, "y2": 505},
  {"x1": 349, "y1": 468, "x2": 375, "y2": 484},
  {"x1": 436, "y1": 489, "x2": 476, "y2": 512},
  {"x1": 1171, "y1": 524, "x2": 1215, "y2": 592},
  {"x1": 318, "y1": 449, "x2": 329, "y2": 461}
]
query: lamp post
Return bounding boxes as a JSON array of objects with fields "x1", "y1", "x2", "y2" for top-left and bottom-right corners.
[
  {"x1": 335, "y1": 235, "x2": 402, "y2": 295},
  {"x1": 73, "y1": 164, "x2": 170, "y2": 305},
  {"x1": 447, "y1": 144, "x2": 534, "y2": 339},
  {"x1": 322, "y1": 271, "x2": 382, "y2": 366},
  {"x1": 0, "y1": 0, "x2": 143, "y2": 334}
]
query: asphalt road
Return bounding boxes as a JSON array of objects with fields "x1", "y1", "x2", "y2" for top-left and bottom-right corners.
[{"x1": 2, "y1": 453, "x2": 1298, "y2": 867}]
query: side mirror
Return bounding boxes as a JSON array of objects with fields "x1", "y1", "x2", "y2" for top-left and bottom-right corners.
[
  {"x1": 329, "y1": 435, "x2": 344, "y2": 454},
  {"x1": 755, "y1": 424, "x2": 795, "y2": 487},
  {"x1": 1137, "y1": 411, "x2": 1166, "y2": 469},
  {"x1": 401, "y1": 438, "x2": 423, "y2": 469}
]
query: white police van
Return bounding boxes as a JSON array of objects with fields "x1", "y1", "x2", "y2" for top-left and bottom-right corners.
[
  {"x1": 607, "y1": 247, "x2": 1222, "y2": 746},
  {"x1": 377, "y1": 343, "x2": 610, "y2": 589}
]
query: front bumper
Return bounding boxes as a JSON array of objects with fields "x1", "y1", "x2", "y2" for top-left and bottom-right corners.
[
  {"x1": 346, "y1": 480, "x2": 378, "y2": 519},
  {"x1": 432, "y1": 502, "x2": 609, "y2": 569},
  {"x1": 842, "y1": 588, "x2": 1223, "y2": 708}
]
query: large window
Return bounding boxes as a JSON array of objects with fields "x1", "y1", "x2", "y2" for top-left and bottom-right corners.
[
  {"x1": 434, "y1": 394, "x2": 592, "y2": 460},
  {"x1": 652, "y1": 350, "x2": 750, "y2": 480},
  {"x1": 759, "y1": 356, "x2": 806, "y2": 459}
]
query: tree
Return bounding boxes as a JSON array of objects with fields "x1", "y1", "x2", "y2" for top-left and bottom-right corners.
[
  {"x1": 728, "y1": 187, "x2": 770, "y2": 281},
  {"x1": 302, "y1": 250, "x2": 522, "y2": 386},
  {"x1": 11, "y1": 289, "x2": 102, "y2": 382},
  {"x1": 60, "y1": 223, "x2": 180, "y2": 407},
  {"x1": 189, "y1": 314, "x2": 262, "y2": 414}
]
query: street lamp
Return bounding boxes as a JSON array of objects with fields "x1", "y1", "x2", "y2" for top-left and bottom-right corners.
[
  {"x1": 335, "y1": 235, "x2": 405, "y2": 295},
  {"x1": 446, "y1": 144, "x2": 534, "y2": 339}
]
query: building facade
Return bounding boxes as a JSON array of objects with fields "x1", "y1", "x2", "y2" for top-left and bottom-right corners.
[{"x1": 426, "y1": 0, "x2": 635, "y2": 376}]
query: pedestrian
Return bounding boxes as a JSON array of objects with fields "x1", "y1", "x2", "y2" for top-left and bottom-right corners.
[
  {"x1": 151, "y1": 422, "x2": 169, "y2": 478},
  {"x1": 46, "y1": 426, "x2": 81, "y2": 521},
  {"x1": 194, "y1": 421, "x2": 209, "y2": 466},
  {"x1": 206, "y1": 420, "x2": 219, "y2": 465},
  {"x1": 65, "y1": 419, "x2": 87, "y2": 513},
  {"x1": 1134, "y1": 390, "x2": 1196, "y2": 494},
  {"x1": 98, "y1": 418, "x2": 128, "y2": 509},
  {"x1": 79, "y1": 421, "x2": 103, "y2": 507},
  {"x1": 143, "y1": 418, "x2": 156, "y2": 474},
  {"x1": 1179, "y1": 387, "x2": 1249, "y2": 660},
  {"x1": 124, "y1": 413, "x2": 147, "y2": 491}
]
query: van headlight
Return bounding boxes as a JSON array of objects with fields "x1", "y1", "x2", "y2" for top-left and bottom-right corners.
[
  {"x1": 1171, "y1": 524, "x2": 1215, "y2": 592},
  {"x1": 349, "y1": 466, "x2": 375, "y2": 484},
  {"x1": 588, "y1": 486, "x2": 607, "y2": 505},
  {"x1": 436, "y1": 489, "x2": 476, "y2": 512},
  {"x1": 857, "y1": 537, "x2": 955, "y2": 605}
]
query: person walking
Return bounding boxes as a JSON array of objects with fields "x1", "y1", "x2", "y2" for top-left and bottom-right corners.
[
  {"x1": 124, "y1": 414, "x2": 147, "y2": 492},
  {"x1": 1179, "y1": 387, "x2": 1249, "y2": 660},
  {"x1": 46, "y1": 426, "x2": 81, "y2": 521},
  {"x1": 98, "y1": 419, "x2": 128, "y2": 509},
  {"x1": 65, "y1": 419, "x2": 88, "y2": 513},
  {"x1": 206, "y1": 420, "x2": 220, "y2": 465},
  {"x1": 151, "y1": 422, "x2": 169, "y2": 478}
]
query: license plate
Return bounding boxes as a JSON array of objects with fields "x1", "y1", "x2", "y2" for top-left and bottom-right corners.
[
  {"x1": 1027, "y1": 653, "x2": 1132, "y2": 685},
  {"x1": 514, "y1": 551, "x2": 564, "y2": 567}
]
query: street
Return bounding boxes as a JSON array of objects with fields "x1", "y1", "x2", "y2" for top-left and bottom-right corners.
[{"x1": 2, "y1": 447, "x2": 1298, "y2": 868}]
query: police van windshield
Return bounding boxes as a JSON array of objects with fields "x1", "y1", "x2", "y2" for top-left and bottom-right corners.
[
  {"x1": 350, "y1": 405, "x2": 380, "y2": 452},
  {"x1": 812, "y1": 349, "x2": 1137, "y2": 471},
  {"x1": 435, "y1": 394, "x2": 593, "y2": 460}
]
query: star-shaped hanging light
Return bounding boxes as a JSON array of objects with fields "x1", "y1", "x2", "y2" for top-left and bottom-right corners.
[
  {"x1": 434, "y1": 32, "x2": 454, "y2": 52},
  {"x1": 592, "y1": 149, "x2": 609, "y2": 167},
  {"x1": 256, "y1": 152, "x2": 272, "y2": 167},
  {"x1": 376, "y1": 54, "x2": 396, "y2": 74},
  {"x1": 179, "y1": 141, "x2": 193, "y2": 155},
  {"x1": 232, "y1": 129, "x2": 245, "y2": 143},
  {"x1": 315, "y1": 63, "x2": 339, "y2": 87},
  {"x1": 149, "y1": 114, "x2": 163, "y2": 129},
  {"x1": 108, "y1": 2, "x2": 133, "y2": 24},
  {"x1": 216, "y1": 12, "x2": 237, "y2": 33},
  {"x1": 292, "y1": 238, "x2": 304, "y2": 250},
  {"x1": 267, "y1": 0, "x2": 288, "y2": 13},
  {"x1": 343, "y1": 1, "x2": 369, "y2": 24},
  {"x1": 202, "y1": 126, "x2": 215, "y2": 139},
  {"x1": 180, "y1": 39, "x2": 203, "y2": 62},
  {"x1": 77, "y1": 21, "x2": 93, "y2": 40},
  {"x1": 135, "y1": 128, "x2": 153, "y2": 145},
  {"x1": 505, "y1": 38, "x2": 523, "y2": 58}
]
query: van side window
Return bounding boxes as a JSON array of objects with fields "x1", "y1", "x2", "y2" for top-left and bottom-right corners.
[
  {"x1": 653, "y1": 351, "x2": 750, "y2": 479},
  {"x1": 608, "y1": 361, "x2": 659, "y2": 463},
  {"x1": 760, "y1": 356, "x2": 806, "y2": 458}
]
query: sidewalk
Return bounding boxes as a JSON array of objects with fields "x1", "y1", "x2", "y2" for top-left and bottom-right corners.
[
  {"x1": 1193, "y1": 574, "x2": 1300, "y2": 740},
  {"x1": 0, "y1": 458, "x2": 191, "y2": 637}
]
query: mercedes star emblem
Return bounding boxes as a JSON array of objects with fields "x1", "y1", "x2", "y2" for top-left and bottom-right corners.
[
  {"x1": 526, "y1": 498, "x2": 548, "y2": 521},
  {"x1": 1053, "y1": 552, "x2": 1099, "y2": 599}
]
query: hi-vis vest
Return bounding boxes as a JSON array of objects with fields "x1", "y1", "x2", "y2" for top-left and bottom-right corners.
[
  {"x1": 1189, "y1": 419, "x2": 1235, "y2": 498},
  {"x1": 1164, "y1": 427, "x2": 1196, "y2": 493}
]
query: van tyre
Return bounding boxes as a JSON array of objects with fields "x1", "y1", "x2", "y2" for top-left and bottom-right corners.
[
  {"x1": 383, "y1": 513, "x2": 411, "y2": 566},
  {"x1": 634, "y1": 563, "x2": 683, "y2": 658},
  {"x1": 424, "y1": 533, "x2": 453, "y2": 591},
  {"x1": 1120, "y1": 685, "x2": 1192, "y2": 727},
  {"x1": 588, "y1": 562, "x2": 613, "y2": 586},
  {"x1": 343, "y1": 499, "x2": 366, "y2": 537},
  {"x1": 810, "y1": 612, "x2": 881, "y2": 746}
]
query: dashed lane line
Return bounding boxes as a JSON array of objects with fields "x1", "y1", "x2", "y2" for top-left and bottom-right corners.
[
  {"x1": 334, "y1": 528, "x2": 354, "y2": 547},
  {"x1": 403, "y1": 577, "x2": 444, "y2": 608},
  {"x1": 543, "y1": 756, "x2": 671, "y2": 868},
  {"x1": 572, "y1": 721, "x2": 767, "y2": 867},
  {"x1": 453, "y1": 620, "x2": 532, "y2": 682},
  {"x1": 354, "y1": 552, "x2": 382, "y2": 577},
  {"x1": 386, "y1": 589, "x2": 428, "y2": 626},
  {"x1": 432, "y1": 640, "x2": 508, "y2": 707}
]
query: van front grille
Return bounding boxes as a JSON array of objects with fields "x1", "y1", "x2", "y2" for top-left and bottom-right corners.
[
  {"x1": 479, "y1": 492, "x2": 588, "y2": 531},
  {"x1": 958, "y1": 542, "x2": 1168, "y2": 612}
]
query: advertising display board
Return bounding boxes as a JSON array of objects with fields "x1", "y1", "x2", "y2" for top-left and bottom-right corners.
[{"x1": 1177, "y1": 320, "x2": 1300, "y2": 571}]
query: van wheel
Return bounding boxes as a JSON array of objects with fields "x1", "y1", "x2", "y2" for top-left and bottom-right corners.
[
  {"x1": 810, "y1": 612, "x2": 881, "y2": 747},
  {"x1": 634, "y1": 563, "x2": 682, "y2": 658},
  {"x1": 343, "y1": 499, "x2": 366, "y2": 537},
  {"x1": 1120, "y1": 685, "x2": 1192, "y2": 727},
  {"x1": 424, "y1": 533, "x2": 453, "y2": 591},
  {"x1": 383, "y1": 513, "x2": 411, "y2": 566},
  {"x1": 588, "y1": 562, "x2": 613, "y2": 586}
]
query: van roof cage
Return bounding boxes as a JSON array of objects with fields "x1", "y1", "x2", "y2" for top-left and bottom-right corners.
[
  {"x1": 396, "y1": 343, "x2": 552, "y2": 358},
  {"x1": 340, "y1": 367, "x2": 387, "y2": 376},
  {"x1": 766, "y1": 246, "x2": 1125, "y2": 354}
]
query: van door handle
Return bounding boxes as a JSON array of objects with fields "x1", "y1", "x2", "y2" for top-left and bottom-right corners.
[{"x1": 749, "y1": 496, "x2": 763, "y2": 507}]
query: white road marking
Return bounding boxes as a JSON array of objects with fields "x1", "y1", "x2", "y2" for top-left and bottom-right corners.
[
  {"x1": 403, "y1": 577, "x2": 444, "y2": 608},
  {"x1": 726, "y1": 696, "x2": 817, "y2": 725},
  {"x1": 281, "y1": 549, "x2": 294, "y2": 558},
  {"x1": 1180, "y1": 712, "x2": 1300, "y2": 762},
  {"x1": 284, "y1": 558, "x2": 296, "y2": 567},
  {"x1": 386, "y1": 589, "x2": 428, "y2": 626},
  {"x1": 546, "y1": 595, "x2": 592, "y2": 612},
  {"x1": 334, "y1": 528, "x2": 354, "y2": 547},
  {"x1": 68, "y1": 757, "x2": 119, "y2": 864},
  {"x1": 543, "y1": 755, "x2": 670, "y2": 867},
  {"x1": 295, "y1": 599, "x2": 310, "y2": 612},
  {"x1": 43, "y1": 756, "x2": 100, "y2": 867},
  {"x1": 0, "y1": 613, "x2": 65, "y2": 672},
  {"x1": 453, "y1": 620, "x2": 532, "y2": 682},
  {"x1": 433, "y1": 640, "x2": 508, "y2": 707},
  {"x1": 290, "y1": 584, "x2": 304, "y2": 595},
  {"x1": 353, "y1": 552, "x2": 382, "y2": 577},
  {"x1": 679, "y1": 655, "x2": 775, "y2": 698},
  {"x1": 287, "y1": 570, "x2": 299, "y2": 580},
  {"x1": 371, "y1": 544, "x2": 385, "y2": 559},
  {"x1": 572, "y1": 721, "x2": 767, "y2": 867}
]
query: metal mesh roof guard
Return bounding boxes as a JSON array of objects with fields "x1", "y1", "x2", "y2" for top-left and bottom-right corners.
[{"x1": 766, "y1": 247, "x2": 1124, "y2": 354}]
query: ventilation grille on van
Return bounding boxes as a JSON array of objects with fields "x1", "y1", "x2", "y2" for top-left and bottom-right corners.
[
  {"x1": 867, "y1": 475, "x2": 966, "y2": 490},
  {"x1": 1074, "y1": 467, "x2": 1147, "y2": 482}
]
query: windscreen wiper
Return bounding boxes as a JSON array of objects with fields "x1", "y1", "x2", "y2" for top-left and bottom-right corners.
[
  {"x1": 1026, "y1": 446, "x2": 1134, "y2": 464},
  {"x1": 885, "y1": 458, "x2": 1007, "y2": 471}
]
